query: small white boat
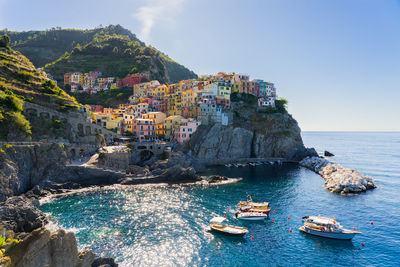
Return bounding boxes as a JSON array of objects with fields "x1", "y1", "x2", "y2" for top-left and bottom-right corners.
[
  {"x1": 233, "y1": 163, "x2": 239, "y2": 167},
  {"x1": 299, "y1": 216, "x2": 361, "y2": 240},
  {"x1": 249, "y1": 162, "x2": 257, "y2": 167},
  {"x1": 235, "y1": 212, "x2": 268, "y2": 221},
  {"x1": 209, "y1": 217, "x2": 248, "y2": 236},
  {"x1": 225, "y1": 164, "x2": 233, "y2": 167}
]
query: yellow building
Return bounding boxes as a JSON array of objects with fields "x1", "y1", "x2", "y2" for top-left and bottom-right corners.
[
  {"x1": 182, "y1": 89, "x2": 198, "y2": 107},
  {"x1": 150, "y1": 85, "x2": 168, "y2": 100},
  {"x1": 164, "y1": 115, "x2": 183, "y2": 140},
  {"x1": 232, "y1": 83, "x2": 241, "y2": 93}
]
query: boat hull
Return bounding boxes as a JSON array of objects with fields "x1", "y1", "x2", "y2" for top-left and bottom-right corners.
[
  {"x1": 210, "y1": 224, "x2": 248, "y2": 236},
  {"x1": 299, "y1": 226, "x2": 357, "y2": 240},
  {"x1": 236, "y1": 214, "x2": 268, "y2": 221}
]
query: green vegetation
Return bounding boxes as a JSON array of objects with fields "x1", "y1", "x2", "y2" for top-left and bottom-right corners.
[
  {"x1": 0, "y1": 91, "x2": 31, "y2": 139},
  {"x1": 1, "y1": 25, "x2": 197, "y2": 83},
  {"x1": 231, "y1": 92, "x2": 258, "y2": 105},
  {"x1": 275, "y1": 98, "x2": 288, "y2": 113},
  {"x1": 0, "y1": 25, "x2": 142, "y2": 67},
  {"x1": 73, "y1": 86, "x2": 132, "y2": 107},
  {"x1": 0, "y1": 35, "x2": 11, "y2": 51},
  {"x1": 0, "y1": 228, "x2": 21, "y2": 259},
  {"x1": 0, "y1": 38, "x2": 79, "y2": 140}
]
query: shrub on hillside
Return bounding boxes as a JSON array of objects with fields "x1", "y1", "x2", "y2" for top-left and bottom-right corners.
[{"x1": 0, "y1": 35, "x2": 11, "y2": 51}]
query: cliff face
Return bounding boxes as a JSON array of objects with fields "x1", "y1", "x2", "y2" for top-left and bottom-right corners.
[
  {"x1": 0, "y1": 144, "x2": 71, "y2": 202},
  {"x1": 183, "y1": 100, "x2": 317, "y2": 163}
]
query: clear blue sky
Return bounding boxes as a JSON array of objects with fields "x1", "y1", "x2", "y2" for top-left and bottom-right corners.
[{"x1": 1, "y1": 0, "x2": 399, "y2": 131}]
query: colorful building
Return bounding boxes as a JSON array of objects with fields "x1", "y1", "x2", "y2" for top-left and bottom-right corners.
[
  {"x1": 141, "y1": 112, "x2": 167, "y2": 138},
  {"x1": 132, "y1": 118, "x2": 155, "y2": 142},
  {"x1": 164, "y1": 115, "x2": 183, "y2": 140},
  {"x1": 174, "y1": 119, "x2": 201, "y2": 143}
]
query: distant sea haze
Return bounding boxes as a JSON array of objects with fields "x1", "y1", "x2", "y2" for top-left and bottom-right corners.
[{"x1": 40, "y1": 132, "x2": 400, "y2": 266}]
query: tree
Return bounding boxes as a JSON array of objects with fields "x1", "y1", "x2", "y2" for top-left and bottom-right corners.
[
  {"x1": 64, "y1": 84, "x2": 71, "y2": 92},
  {"x1": 275, "y1": 98, "x2": 288, "y2": 113},
  {"x1": 0, "y1": 35, "x2": 11, "y2": 50}
]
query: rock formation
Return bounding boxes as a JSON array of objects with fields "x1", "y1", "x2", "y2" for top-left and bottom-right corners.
[
  {"x1": 182, "y1": 115, "x2": 317, "y2": 164},
  {"x1": 5, "y1": 228, "x2": 95, "y2": 267},
  {"x1": 300, "y1": 157, "x2": 376, "y2": 194},
  {"x1": 0, "y1": 196, "x2": 47, "y2": 233}
]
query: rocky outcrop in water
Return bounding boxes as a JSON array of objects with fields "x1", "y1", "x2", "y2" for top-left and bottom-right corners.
[
  {"x1": 5, "y1": 228, "x2": 95, "y2": 267},
  {"x1": 300, "y1": 157, "x2": 376, "y2": 194}
]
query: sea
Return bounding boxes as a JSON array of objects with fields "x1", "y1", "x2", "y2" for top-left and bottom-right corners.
[{"x1": 40, "y1": 132, "x2": 400, "y2": 266}]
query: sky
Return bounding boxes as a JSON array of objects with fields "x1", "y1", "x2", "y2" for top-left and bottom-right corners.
[{"x1": 1, "y1": 0, "x2": 399, "y2": 131}]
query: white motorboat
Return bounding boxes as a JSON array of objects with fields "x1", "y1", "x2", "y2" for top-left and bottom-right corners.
[
  {"x1": 209, "y1": 217, "x2": 248, "y2": 236},
  {"x1": 225, "y1": 164, "x2": 233, "y2": 167},
  {"x1": 249, "y1": 162, "x2": 257, "y2": 167},
  {"x1": 235, "y1": 212, "x2": 268, "y2": 221},
  {"x1": 299, "y1": 216, "x2": 361, "y2": 240}
]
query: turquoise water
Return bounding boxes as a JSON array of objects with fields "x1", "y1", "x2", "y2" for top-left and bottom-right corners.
[{"x1": 40, "y1": 132, "x2": 400, "y2": 266}]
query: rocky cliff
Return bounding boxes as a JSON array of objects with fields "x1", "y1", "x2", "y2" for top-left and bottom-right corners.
[
  {"x1": 3, "y1": 227, "x2": 97, "y2": 267},
  {"x1": 182, "y1": 99, "x2": 317, "y2": 164}
]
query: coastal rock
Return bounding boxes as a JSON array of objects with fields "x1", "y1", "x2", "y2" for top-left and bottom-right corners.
[
  {"x1": 0, "y1": 144, "x2": 80, "y2": 201},
  {"x1": 206, "y1": 175, "x2": 228, "y2": 183},
  {"x1": 182, "y1": 112, "x2": 317, "y2": 164},
  {"x1": 300, "y1": 157, "x2": 376, "y2": 194},
  {"x1": 0, "y1": 196, "x2": 47, "y2": 233},
  {"x1": 92, "y1": 257, "x2": 118, "y2": 267},
  {"x1": 324, "y1": 150, "x2": 335, "y2": 157},
  {"x1": 5, "y1": 228, "x2": 95, "y2": 267}
]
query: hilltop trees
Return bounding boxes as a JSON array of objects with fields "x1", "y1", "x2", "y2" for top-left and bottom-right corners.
[{"x1": 0, "y1": 35, "x2": 10, "y2": 50}]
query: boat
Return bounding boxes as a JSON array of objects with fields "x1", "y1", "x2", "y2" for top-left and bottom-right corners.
[
  {"x1": 225, "y1": 164, "x2": 233, "y2": 167},
  {"x1": 249, "y1": 162, "x2": 257, "y2": 167},
  {"x1": 237, "y1": 195, "x2": 269, "y2": 210},
  {"x1": 233, "y1": 163, "x2": 239, "y2": 167},
  {"x1": 256, "y1": 162, "x2": 262, "y2": 165},
  {"x1": 240, "y1": 206, "x2": 271, "y2": 215},
  {"x1": 263, "y1": 161, "x2": 270, "y2": 165},
  {"x1": 299, "y1": 216, "x2": 361, "y2": 240},
  {"x1": 209, "y1": 217, "x2": 248, "y2": 236},
  {"x1": 235, "y1": 212, "x2": 268, "y2": 221}
]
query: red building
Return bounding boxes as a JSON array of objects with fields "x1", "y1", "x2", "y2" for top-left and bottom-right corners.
[{"x1": 119, "y1": 73, "x2": 151, "y2": 87}]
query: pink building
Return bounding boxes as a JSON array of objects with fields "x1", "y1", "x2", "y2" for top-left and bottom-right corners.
[
  {"x1": 174, "y1": 119, "x2": 201, "y2": 143},
  {"x1": 133, "y1": 118, "x2": 155, "y2": 142}
]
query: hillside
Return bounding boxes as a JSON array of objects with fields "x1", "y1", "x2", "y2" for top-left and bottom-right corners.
[
  {"x1": 0, "y1": 25, "x2": 143, "y2": 67},
  {"x1": 0, "y1": 25, "x2": 197, "y2": 83},
  {"x1": 44, "y1": 35, "x2": 181, "y2": 84},
  {"x1": 0, "y1": 36, "x2": 79, "y2": 140}
]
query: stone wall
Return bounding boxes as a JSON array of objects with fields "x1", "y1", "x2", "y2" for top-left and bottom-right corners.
[{"x1": 23, "y1": 102, "x2": 120, "y2": 144}]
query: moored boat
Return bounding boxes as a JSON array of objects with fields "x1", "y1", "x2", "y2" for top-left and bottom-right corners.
[
  {"x1": 237, "y1": 195, "x2": 269, "y2": 210},
  {"x1": 209, "y1": 217, "x2": 248, "y2": 236},
  {"x1": 299, "y1": 216, "x2": 361, "y2": 240},
  {"x1": 235, "y1": 212, "x2": 268, "y2": 221},
  {"x1": 240, "y1": 206, "x2": 271, "y2": 215}
]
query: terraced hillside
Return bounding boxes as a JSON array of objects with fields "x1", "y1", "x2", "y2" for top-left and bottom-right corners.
[
  {"x1": 0, "y1": 38, "x2": 79, "y2": 140},
  {"x1": 1, "y1": 25, "x2": 197, "y2": 83}
]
